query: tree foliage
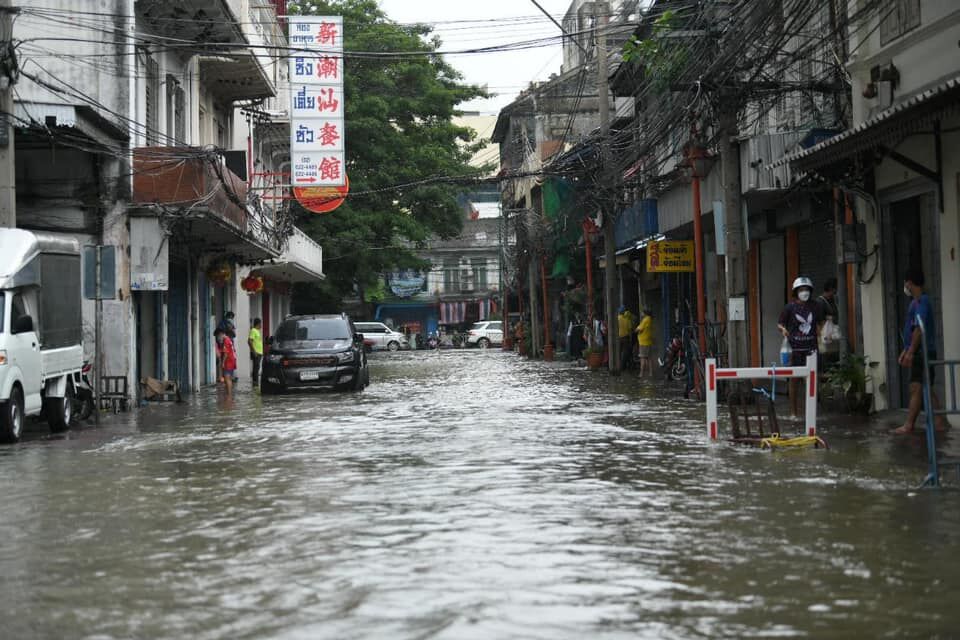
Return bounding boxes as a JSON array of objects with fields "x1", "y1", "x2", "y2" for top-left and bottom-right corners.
[
  {"x1": 621, "y1": 10, "x2": 689, "y2": 94},
  {"x1": 286, "y1": 0, "x2": 488, "y2": 312}
]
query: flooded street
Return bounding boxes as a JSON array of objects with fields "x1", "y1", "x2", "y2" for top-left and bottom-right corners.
[{"x1": 1, "y1": 350, "x2": 959, "y2": 639}]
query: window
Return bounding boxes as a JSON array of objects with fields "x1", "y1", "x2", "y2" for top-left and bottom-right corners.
[
  {"x1": 0, "y1": 292, "x2": 4, "y2": 333},
  {"x1": 356, "y1": 324, "x2": 386, "y2": 334},
  {"x1": 142, "y1": 50, "x2": 160, "y2": 146},
  {"x1": 166, "y1": 76, "x2": 186, "y2": 145},
  {"x1": 880, "y1": 0, "x2": 920, "y2": 45},
  {"x1": 277, "y1": 318, "x2": 351, "y2": 341},
  {"x1": 488, "y1": 322, "x2": 502, "y2": 331},
  {"x1": 443, "y1": 259, "x2": 459, "y2": 292},
  {"x1": 175, "y1": 86, "x2": 185, "y2": 143},
  {"x1": 472, "y1": 258, "x2": 487, "y2": 289},
  {"x1": 11, "y1": 293, "x2": 28, "y2": 333},
  {"x1": 199, "y1": 107, "x2": 208, "y2": 144}
]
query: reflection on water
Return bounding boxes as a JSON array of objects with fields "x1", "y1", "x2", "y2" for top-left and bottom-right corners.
[{"x1": 0, "y1": 350, "x2": 958, "y2": 639}]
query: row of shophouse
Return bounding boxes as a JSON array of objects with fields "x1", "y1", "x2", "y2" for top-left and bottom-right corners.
[
  {"x1": 8, "y1": 0, "x2": 324, "y2": 396},
  {"x1": 497, "y1": 0, "x2": 960, "y2": 413}
]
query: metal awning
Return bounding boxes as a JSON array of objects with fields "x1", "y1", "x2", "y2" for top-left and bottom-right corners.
[
  {"x1": 770, "y1": 75, "x2": 960, "y2": 174},
  {"x1": 199, "y1": 54, "x2": 275, "y2": 102}
]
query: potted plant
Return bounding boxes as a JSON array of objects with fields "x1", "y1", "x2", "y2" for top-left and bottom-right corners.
[
  {"x1": 521, "y1": 327, "x2": 532, "y2": 357},
  {"x1": 583, "y1": 345, "x2": 605, "y2": 370},
  {"x1": 823, "y1": 354, "x2": 873, "y2": 414},
  {"x1": 543, "y1": 343, "x2": 555, "y2": 362},
  {"x1": 516, "y1": 323, "x2": 530, "y2": 356}
]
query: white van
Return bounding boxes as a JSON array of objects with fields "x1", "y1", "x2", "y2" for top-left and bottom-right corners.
[
  {"x1": 0, "y1": 229, "x2": 84, "y2": 442},
  {"x1": 354, "y1": 322, "x2": 409, "y2": 352}
]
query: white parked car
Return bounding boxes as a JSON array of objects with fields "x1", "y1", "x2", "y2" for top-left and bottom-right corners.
[
  {"x1": 354, "y1": 322, "x2": 409, "y2": 352},
  {"x1": 466, "y1": 321, "x2": 503, "y2": 348}
]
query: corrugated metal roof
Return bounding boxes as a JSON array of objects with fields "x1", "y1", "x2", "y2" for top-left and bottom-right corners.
[{"x1": 768, "y1": 74, "x2": 960, "y2": 171}]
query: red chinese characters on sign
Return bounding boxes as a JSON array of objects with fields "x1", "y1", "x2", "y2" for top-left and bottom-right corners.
[
  {"x1": 317, "y1": 87, "x2": 340, "y2": 113},
  {"x1": 319, "y1": 157, "x2": 342, "y2": 181},
  {"x1": 318, "y1": 122, "x2": 341, "y2": 147},
  {"x1": 317, "y1": 57, "x2": 339, "y2": 80},
  {"x1": 316, "y1": 21, "x2": 339, "y2": 46}
]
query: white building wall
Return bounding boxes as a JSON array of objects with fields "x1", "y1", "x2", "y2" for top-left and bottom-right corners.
[{"x1": 845, "y1": 3, "x2": 960, "y2": 414}]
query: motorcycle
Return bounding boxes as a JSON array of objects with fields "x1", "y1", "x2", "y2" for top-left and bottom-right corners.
[
  {"x1": 72, "y1": 360, "x2": 96, "y2": 421},
  {"x1": 658, "y1": 331, "x2": 686, "y2": 381}
]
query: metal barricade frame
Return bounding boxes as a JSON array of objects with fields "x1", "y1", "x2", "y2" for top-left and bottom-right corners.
[
  {"x1": 917, "y1": 315, "x2": 960, "y2": 488},
  {"x1": 706, "y1": 354, "x2": 818, "y2": 441}
]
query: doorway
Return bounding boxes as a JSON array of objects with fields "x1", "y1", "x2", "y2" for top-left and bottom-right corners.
[
  {"x1": 882, "y1": 191, "x2": 942, "y2": 408},
  {"x1": 759, "y1": 235, "x2": 787, "y2": 365}
]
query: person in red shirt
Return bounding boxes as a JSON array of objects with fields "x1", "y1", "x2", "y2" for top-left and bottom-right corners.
[{"x1": 219, "y1": 329, "x2": 237, "y2": 394}]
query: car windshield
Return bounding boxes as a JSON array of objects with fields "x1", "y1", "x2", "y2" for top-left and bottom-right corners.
[{"x1": 277, "y1": 318, "x2": 351, "y2": 341}]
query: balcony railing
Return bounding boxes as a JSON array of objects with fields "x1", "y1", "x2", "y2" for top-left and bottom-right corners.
[
  {"x1": 281, "y1": 227, "x2": 324, "y2": 278},
  {"x1": 133, "y1": 148, "x2": 248, "y2": 226},
  {"x1": 132, "y1": 147, "x2": 281, "y2": 258}
]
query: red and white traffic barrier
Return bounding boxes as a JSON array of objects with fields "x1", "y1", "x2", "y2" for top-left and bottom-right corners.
[{"x1": 705, "y1": 353, "x2": 818, "y2": 440}]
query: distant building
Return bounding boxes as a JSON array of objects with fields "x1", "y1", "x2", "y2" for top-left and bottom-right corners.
[{"x1": 375, "y1": 217, "x2": 512, "y2": 337}]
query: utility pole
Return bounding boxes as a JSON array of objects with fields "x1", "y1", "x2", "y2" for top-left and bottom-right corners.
[
  {"x1": 719, "y1": 98, "x2": 748, "y2": 367},
  {"x1": 595, "y1": 1, "x2": 619, "y2": 374},
  {"x1": 0, "y1": 0, "x2": 18, "y2": 228}
]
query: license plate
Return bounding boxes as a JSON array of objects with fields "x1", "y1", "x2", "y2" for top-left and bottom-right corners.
[{"x1": 299, "y1": 370, "x2": 320, "y2": 381}]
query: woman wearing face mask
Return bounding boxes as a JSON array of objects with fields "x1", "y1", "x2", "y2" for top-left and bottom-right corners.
[{"x1": 777, "y1": 276, "x2": 824, "y2": 419}]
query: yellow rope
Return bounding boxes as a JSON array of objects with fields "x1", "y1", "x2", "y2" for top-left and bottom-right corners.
[{"x1": 759, "y1": 434, "x2": 828, "y2": 450}]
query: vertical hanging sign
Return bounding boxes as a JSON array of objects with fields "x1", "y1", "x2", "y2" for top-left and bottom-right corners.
[{"x1": 289, "y1": 15, "x2": 346, "y2": 190}]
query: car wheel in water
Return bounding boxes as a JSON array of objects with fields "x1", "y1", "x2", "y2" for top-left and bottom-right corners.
[
  {"x1": 387, "y1": 341, "x2": 400, "y2": 352},
  {"x1": 478, "y1": 338, "x2": 490, "y2": 349},
  {"x1": 0, "y1": 386, "x2": 25, "y2": 444},
  {"x1": 261, "y1": 379, "x2": 282, "y2": 395},
  {"x1": 47, "y1": 383, "x2": 74, "y2": 433}
]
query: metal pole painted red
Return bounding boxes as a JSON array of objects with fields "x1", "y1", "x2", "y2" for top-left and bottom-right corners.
[{"x1": 540, "y1": 254, "x2": 553, "y2": 359}]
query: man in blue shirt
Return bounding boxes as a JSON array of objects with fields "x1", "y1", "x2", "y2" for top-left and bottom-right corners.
[{"x1": 895, "y1": 268, "x2": 948, "y2": 434}]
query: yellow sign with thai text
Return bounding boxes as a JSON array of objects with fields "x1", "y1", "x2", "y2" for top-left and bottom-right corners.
[{"x1": 646, "y1": 241, "x2": 695, "y2": 273}]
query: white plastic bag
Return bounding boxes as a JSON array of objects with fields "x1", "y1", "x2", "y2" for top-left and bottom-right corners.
[{"x1": 819, "y1": 317, "x2": 842, "y2": 352}]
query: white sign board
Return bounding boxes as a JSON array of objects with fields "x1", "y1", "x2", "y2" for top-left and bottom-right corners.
[
  {"x1": 130, "y1": 217, "x2": 168, "y2": 291},
  {"x1": 289, "y1": 16, "x2": 346, "y2": 187}
]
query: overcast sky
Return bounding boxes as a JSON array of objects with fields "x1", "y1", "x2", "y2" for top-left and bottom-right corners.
[{"x1": 377, "y1": 0, "x2": 576, "y2": 115}]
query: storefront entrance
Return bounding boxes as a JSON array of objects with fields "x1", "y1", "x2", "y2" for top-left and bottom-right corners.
[{"x1": 882, "y1": 190, "x2": 943, "y2": 408}]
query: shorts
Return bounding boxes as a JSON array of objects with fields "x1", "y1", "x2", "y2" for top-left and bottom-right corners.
[
  {"x1": 637, "y1": 345, "x2": 652, "y2": 358},
  {"x1": 909, "y1": 352, "x2": 935, "y2": 384},
  {"x1": 222, "y1": 369, "x2": 236, "y2": 378},
  {"x1": 790, "y1": 350, "x2": 816, "y2": 367}
]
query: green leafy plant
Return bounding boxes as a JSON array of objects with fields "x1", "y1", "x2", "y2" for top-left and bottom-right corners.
[
  {"x1": 621, "y1": 10, "x2": 690, "y2": 94},
  {"x1": 824, "y1": 354, "x2": 872, "y2": 396}
]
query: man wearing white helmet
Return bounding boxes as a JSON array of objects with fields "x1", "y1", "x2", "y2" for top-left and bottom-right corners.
[{"x1": 777, "y1": 276, "x2": 824, "y2": 419}]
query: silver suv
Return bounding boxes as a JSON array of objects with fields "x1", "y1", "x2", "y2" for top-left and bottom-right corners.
[
  {"x1": 466, "y1": 321, "x2": 503, "y2": 348},
  {"x1": 354, "y1": 322, "x2": 409, "y2": 351}
]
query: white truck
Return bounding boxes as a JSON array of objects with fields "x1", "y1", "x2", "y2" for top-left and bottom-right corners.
[{"x1": 0, "y1": 229, "x2": 85, "y2": 443}]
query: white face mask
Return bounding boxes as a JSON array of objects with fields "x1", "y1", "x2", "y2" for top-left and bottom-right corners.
[
  {"x1": 904, "y1": 285, "x2": 912, "y2": 297},
  {"x1": 798, "y1": 290, "x2": 811, "y2": 302}
]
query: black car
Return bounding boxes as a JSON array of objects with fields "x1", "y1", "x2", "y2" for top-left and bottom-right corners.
[{"x1": 261, "y1": 314, "x2": 370, "y2": 394}]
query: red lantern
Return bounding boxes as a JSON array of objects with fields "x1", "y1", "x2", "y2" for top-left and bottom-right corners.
[
  {"x1": 241, "y1": 275, "x2": 265, "y2": 294},
  {"x1": 206, "y1": 261, "x2": 232, "y2": 287}
]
